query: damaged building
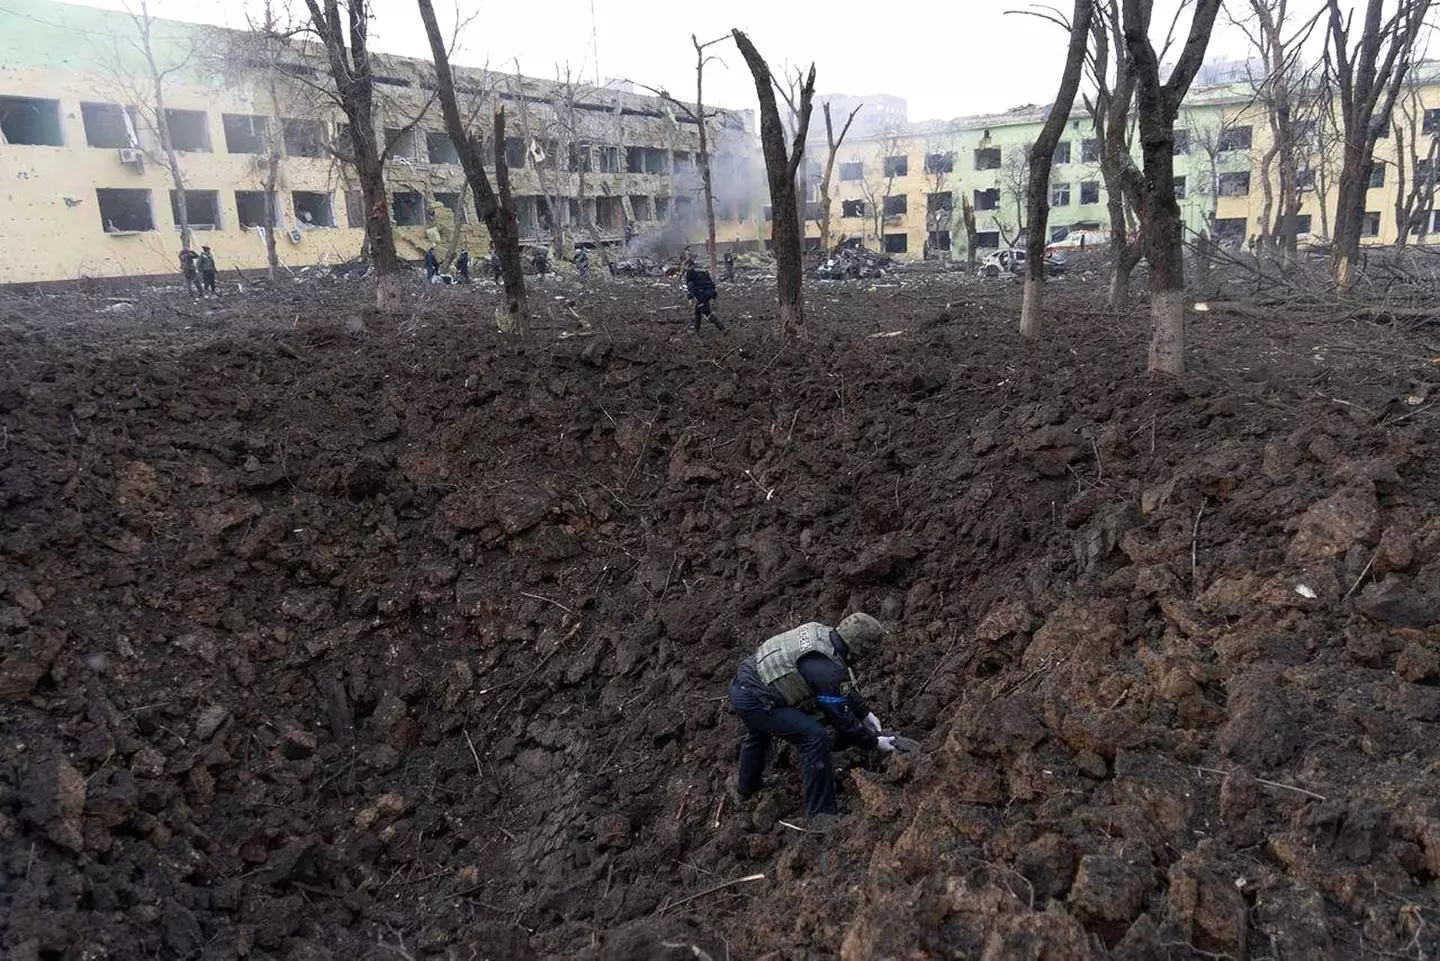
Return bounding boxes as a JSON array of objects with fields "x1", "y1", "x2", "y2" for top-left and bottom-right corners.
[{"x1": 0, "y1": 0, "x2": 768, "y2": 284}]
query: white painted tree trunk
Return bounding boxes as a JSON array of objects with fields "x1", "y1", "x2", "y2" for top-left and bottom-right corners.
[
  {"x1": 1147, "y1": 290, "x2": 1186, "y2": 375},
  {"x1": 1019, "y1": 277, "x2": 1043, "y2": 339}
]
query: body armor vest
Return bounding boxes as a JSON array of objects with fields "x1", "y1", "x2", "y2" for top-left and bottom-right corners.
[{"x1": 754, "y1": 623, "x2": 842, "y2": 707}]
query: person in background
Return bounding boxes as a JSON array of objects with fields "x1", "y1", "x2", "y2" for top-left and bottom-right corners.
[
  {"x1": 179, "y1": 247, "x2": 201, "y2": 297},
  {"x1": 683, "y1": 260, "x2": 724, "y2": 334},
  {"x1": 197, "y1": 246, "x2": 218, "y2": 296},
  {"x1": 723, "y1": 250, "x2": 736, "y2": 282},
  {"x1": 456, "y1": 248, "x2": 471, "y2": 283},
  {"x1": 574, "y1": 247, "x2": 590, "y2": 279},
  {"x1": 424, "y1": 246, "x2": 440, "y2": 282}
]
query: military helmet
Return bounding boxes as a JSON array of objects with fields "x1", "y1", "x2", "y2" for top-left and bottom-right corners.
[{"x1": 836, "y1": 612, "x2": 886, "y2": 658}]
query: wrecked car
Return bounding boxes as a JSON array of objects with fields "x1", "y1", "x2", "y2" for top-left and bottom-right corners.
[{"x1": 977, "y1": 248, "x2": 1067, "y2": 279}]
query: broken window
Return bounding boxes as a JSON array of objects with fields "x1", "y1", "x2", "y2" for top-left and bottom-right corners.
[
  {"x1": 841, "y1": 199, "x2": 865, "y2": 218},
  {"x1": 1050, "y1": 182, "x2": 1071, "y2": 206},
  {"x1": 654, "y1": 197, "x2": 670, "y2": 220},
  {"x1": 883, "y1": 233, "x2": 908, "y2": 253},
  {"x1": 1218, "y1": 171, "x2": 1250, "y2": 197},
  {"x1": 345, "y1": 189, "x2": 365, "y2": 228},
  {"x1": 840, "y1": 161, "x2": 863, "y2": 181},
  {"x1": 535, "y1": 196, "x2": 555, "y2": 231},
  {"x1": 675, "y1": 196, "x2": 694, "y2": 220},
  {"x1": 1423, "y1": 109, "x2": 1440, "y2": 135},
  {"x1": 222, "y1": 114, "x2": 268, "y2": 154},
  {"x1": 629, "y1": 195, "x2": 651, "y2": 220},
  {"x1": 1080, "y1": 138, "x2": 1100, "y2": 163},
  {"x1": 426, "y1": 131, "x2": 460, "y2": 165},
  {"x1": 883, "y1": 155, "x2": 908, "y2": 177},
  {"x1": 293, "y1": 191, "x2": 334, "y2": 227},
  {"x1": 170, "y1": 189, "x2": 221, "y2": 229},
  {"x1": 283, "y1": 119, "x2": 325, "y2": 157},
  {"x1": 1053, "y1": 141, "x2": 1071, "y2": 165},
  {"x1": 1417, "y1": 158, "x2": 1436, "y2": 186},
  {"x1": 505, "y1": 137, "x2": 526, "y2": 169},
  {"x1": 596, "y1": 146, "x2": 620, "y2": 173},
  {"x1": 1297, "y1": 168, "x2": 1316, "y2": 190},
  {"x1": 1212, "y1": 217, "x2": 1247, "y2": 246},
  {"x1": 165, "y1": 109, "x2": 210, "y2": 151},
  {"x1": 926, "y1": 192, "x2": 953, "y2": 214},
  {"x1": 0, "y1": 96, "x2": 64, "y2": 145},
  {"x1": 1079, "y1": 180, "x2": 1100, "y2": 205},
  {"x1": 805, "y1": 201, "x2": 824, "y2": 220},
  {"x1": 645, "y1": 149, "x2": 666, "y2": 174},
  {"x1": 597, "y1": 196, "x2": 623, "y2": 229},
  {"x1": 1362, "y1": 210, "x2": 1381, "y2": 237},
  {"x1": 883, "y1": 194, "x2": 907, "y2": 216},
  {"x1": 673, "y1": 151, "x2": 693, "y2": 174},
  {"x1": 392, "y1": 191, "x2": 425, "y2": 226},
  {"x1": 1369, "y1": 162, "x2": 1386, "y2": 188},
  {"x1": 626, "y1": 147, "x2": 645, "y2": 173},
  {"x1": 1049, "y1": 225, "x2": 1069, "y2": 242},
  {"x1": 974, "y1": 148, "x2": 1001, "y2": 171},
  {"x1": 974, "y1": 188, "x2": 1000, "y2": 211},
  {"x1": 1173, "y1": 175, "x2": 1187, "y2": 199},
  {"x1": 974, "y1": 230, "x2": 1000, "y2": 249},
  {"x1": 1294, "y1": 214, "x2": 1312, "y2": 235},
  {"x1": 927, "y1": 230, "x2": 951, "y2": 251},
  {"x1": 81, "y1": 102, "x2": 138, "y2": 148},
  {"x1": 97, "y1": 188, "x2": 154, "y2": 232},
  {"x1": 435, "y1": 192, "x2": 467, "y2": 223},
  {"x1": 385, "y1": 127, "x2": 420, "y2": 161},
  {"x1": 924, "y1": 152, "x2": 954, "y2": 175},
  {"x1": 565, "y1": 198, "x2": 582, "y2": 224},
  {"x1": 1217, "y1": 125, "x2": 1252, "y2": 151},
  {"x1": 234, "y1": 191, "x2": 276, "y2": 228},
  {"x1": 762, "y1": 205, "x2": 773, "y2": 222}
]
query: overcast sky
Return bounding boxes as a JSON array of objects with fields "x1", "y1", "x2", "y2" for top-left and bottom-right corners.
[{"x1": 68, "y1": 0, "x2": 1342, "y2": 120}]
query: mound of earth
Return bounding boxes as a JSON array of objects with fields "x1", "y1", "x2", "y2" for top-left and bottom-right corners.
[{"x1": 1, "y1": 276, "x2": 1439, "y2": 960}]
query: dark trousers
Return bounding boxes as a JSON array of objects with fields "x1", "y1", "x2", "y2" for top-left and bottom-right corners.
[
  {"x1": 202, "y1": 270, "x2": 216, "y2": 293},
  {"x1": 729, "y1": 678, "x2": 836, "y2": 818},
  {"x1": 184, "y1": 270, "x2": 202, "y2": 295},
  {"x1": 693, "y1": 297, "x2": 723, "y2": 332}
]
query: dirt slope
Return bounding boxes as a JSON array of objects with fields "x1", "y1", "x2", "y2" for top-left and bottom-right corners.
[{"x1": 1, "y1": 277, "x2": 1438, "y2": 960}]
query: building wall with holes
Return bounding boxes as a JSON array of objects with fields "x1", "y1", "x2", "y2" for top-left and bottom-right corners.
[{"x1": 0, "y1": 0, "x2": 766, "y2": 284}]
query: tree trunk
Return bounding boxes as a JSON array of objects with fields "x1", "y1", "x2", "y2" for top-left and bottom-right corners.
[
  {"x1": 1124, "y1": 0, "x2": 1221, "y2": 375},
  {"x1": 733, "y1": 31, "x2": 814, "y2": 338},
  {"x1": 305, "y1": 0, "x2": 399, "y2": 312},
  {"x1": 693, "y1": 37, "x2": 719, "y2": 277},
  {"x1": 1020, "y1": 0, "x2": 1093, "y2": 339},
  {"x1": 961, "y1": 196, "x2": 978, "y2": 269},
  {"x1": 264, "y1": 150, "x2": 280, "y2": 280},
  {"x1": 417, "y1": 0, "x2": 527, "y2": 329}
]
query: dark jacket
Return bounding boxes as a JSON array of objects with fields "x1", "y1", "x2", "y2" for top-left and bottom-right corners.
[
  {"x1": 734, "y1": 634, "x2": 878, "y2": 749},
  {"x1": 684, "y1": 266, "x2": 717, "y2": 302},
  {"x1": 424, "y1": 250, "x2": 440, "y2": 271}
]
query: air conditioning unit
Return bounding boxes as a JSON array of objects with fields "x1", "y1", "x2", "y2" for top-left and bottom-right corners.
[{"x1": 118, "y1": 148, "x2": 144, "y2": 170}]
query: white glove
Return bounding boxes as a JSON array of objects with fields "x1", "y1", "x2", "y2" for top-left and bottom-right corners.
[
  {"x1": 876, "y1": 736, "x2": 897, "y2": 753},
  {"x1": 864, "y1": 713, "x2": 883, "y2": 734}
]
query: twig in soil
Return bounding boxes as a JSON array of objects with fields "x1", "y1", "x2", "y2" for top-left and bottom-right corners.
[
  {"x1": 463, "y1": 728, "x2": 484, "y2": 778},
  {"x1": 657, "y1": 873, "x2": 766, "y2": 914},
  {"x1": 710, "y1": 793, "x2": 725, "y2": 829},
  {"x1": 1345, "y1": 551, "x2": 1378, "y2": 600},
  {"x1": 1194, "y1": 766, "x2": 1326, "y2": 801},
  {"x1": 743, "y1": 469, "x2": 776, "y2": 501},
  {"x1": 918, "y1": 633, "x2": 960, "y2": 693},
  {"x1": 1191, "y1": 498, "x2": 1207, "y2": 589},
  {"x1": 1090, "y1": 434, "x2": 1103, "y2": 482},
  {"x1": 519, "y1": 591, "x2": 574, "y2": 614}
]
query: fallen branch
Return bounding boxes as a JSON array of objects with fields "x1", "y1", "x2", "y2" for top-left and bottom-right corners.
[
  {"x1": 1344, "y1": 551, "x2": 1378, "y2": 601},
  {"x1": 519, "y1": 591, "x2": 574, "y2": 614},
  {"x1": 657, "y1": 873, "x2": 766, "y2": 914},
  {"x1": 1190, "y1": 498, "x2": 1207, "y2": 589}
]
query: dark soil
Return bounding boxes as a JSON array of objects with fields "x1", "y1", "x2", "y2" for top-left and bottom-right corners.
[{"x1": 2, "y1": 270, "x2": 1440, "y2": 961}]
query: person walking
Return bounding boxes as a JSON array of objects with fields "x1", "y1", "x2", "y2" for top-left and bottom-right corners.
[
  {"x1": 197, "y1": 246, "x2": 217, "y2": 296},
  {"x1": 683, "y1": 261, "x2": 724, "y2": 334}
]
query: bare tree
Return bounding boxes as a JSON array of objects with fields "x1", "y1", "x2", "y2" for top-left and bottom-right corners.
[
  {"x1": 1019, "y1": 0, "x2": 1095, "y2": 339},
  {"x1": 1324, "y1": 0, "x2": 1433, "y2": 291},
  {"x1": 994, "y1": 145, "x2": 1032, "y2": 247},
  {"x1": 923, "y1": 144, "x2": 955, "y2": 261},
  {"x1": 1123, "y1": 0, "x2": 1223, "y2": 375},
  {"x1": 732, "y1": 30, "x2": 815, "y2": 337},
  {"x1": 302, "y1": 0, "x2": 401, "y2": 310},
  {"x1": 1231, "y1": 2, "x2": 1326, "y2": 265},
  {"x1": 856, "y1": 126, "x2": 905, "y2": 249},
  {"x1": 417, "y1": 0, "x2": 527, "y2": 330},
  {"x1": 774, "y1": 66, "x2": 818, "y2": 259},
  {"x1": 818, "y1": 101, "x2": 862, "y2": 252},
  {"x1": 1393, "y1": 77, "x2": 1440, "y2": 245},
  {"x1": 1083, "y1": 0, "x2": 1146, "y2": 306},
  {"x1": 93, "y1": 1, "x2": 197, "y2": 251}
]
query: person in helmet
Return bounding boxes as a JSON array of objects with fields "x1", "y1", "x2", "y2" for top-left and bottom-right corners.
[{"x1": 727, "y1": 613, "x2": 893, "y2": 827}]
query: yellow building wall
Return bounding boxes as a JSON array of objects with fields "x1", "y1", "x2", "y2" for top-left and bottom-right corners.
[{"x1": 0, "y1": 61, "x2": 758, "y2": 284}]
